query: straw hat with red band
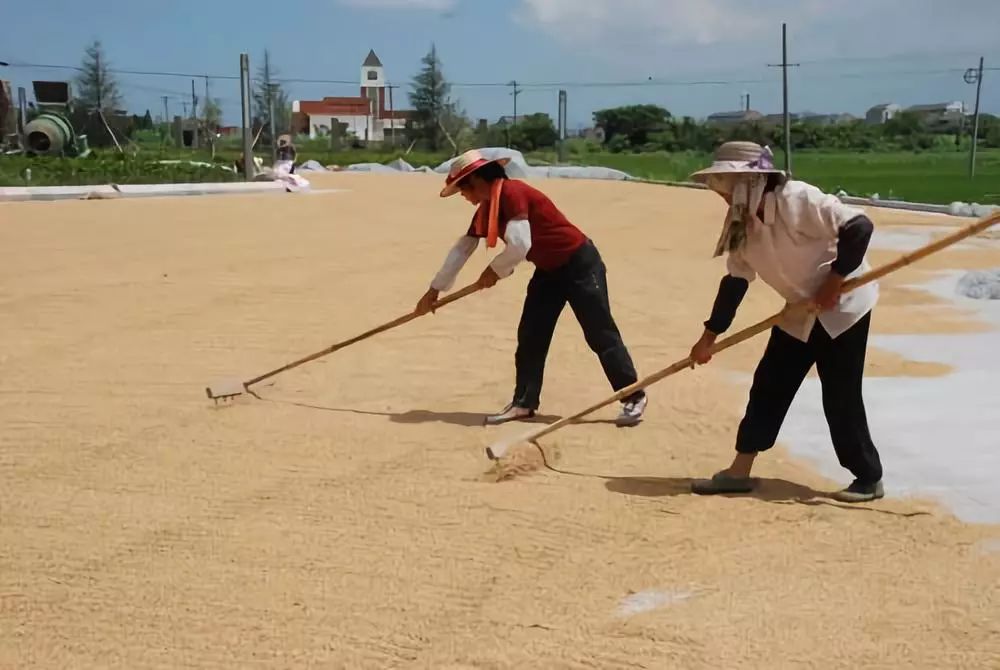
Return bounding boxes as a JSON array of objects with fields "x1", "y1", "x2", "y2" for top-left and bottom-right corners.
[{"x1": 440, "y1": 149, "x2": 512, "y2": 198}]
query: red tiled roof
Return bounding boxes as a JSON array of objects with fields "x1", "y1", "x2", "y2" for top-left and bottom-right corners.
[
  {"x1": 298, "y1": 96, "x2": 416, "y2": 119},
  {"x1": 299, "y1": 97, "x2": 370, "y2": 116}
]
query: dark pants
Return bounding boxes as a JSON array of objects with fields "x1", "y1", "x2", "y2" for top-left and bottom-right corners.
[
  {"x1": 735, "y1": 311, "x2": 883, "y2": 484},
  {"x1": 512, "y1": 239, "x2": 643, "y2": 410}
]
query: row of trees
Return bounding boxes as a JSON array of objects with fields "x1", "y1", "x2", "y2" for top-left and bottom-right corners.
[
  {"x1": 70, "y1": 41, "x2": 282, "y2": 142},
  {"x1": 59, "y1": 41, "x2": 1000, "y2": 155},
  {"x1": 588, "y1": 104, "x2": 1000, "y2": 153}
]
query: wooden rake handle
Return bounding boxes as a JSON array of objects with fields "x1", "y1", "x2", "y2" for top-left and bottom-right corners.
[
  {"x1": 486, "y1": 209, "x2": 1000, "y2": 460},
  {"x1": 245, "y1": 282, "x2": 483, "y2": 389}
]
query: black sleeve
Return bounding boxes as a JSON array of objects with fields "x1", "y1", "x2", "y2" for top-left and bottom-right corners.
[
  {"x1": 831, "y1": 214, "x2": 874, "y2": 277},
  {"x1": 704, "y1": 275, "x2": 750, "y2": 335}
]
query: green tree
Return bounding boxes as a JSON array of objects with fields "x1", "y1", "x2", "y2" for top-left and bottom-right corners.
[
  {"x1": 202, "y1": 97, "x2": 223, "y2": 129},
  {"x1": 74, "y1": 40, "x2": 123, "y2": 112},
  {"x1": 253, "y1": 50, "x2": 291, "y2": 139},
  {"x1": 408, "y1": 43, "x2": 456, "y2": 151},
  {"x1": 593, "y1": 104, "x2": 671, "y2": 148},
  {"x1": 505, "y1": 113, "x2": 558, "y2": 151},
  {"x1": 883, "y1": 111, "x2": 923, "y2": 138}
]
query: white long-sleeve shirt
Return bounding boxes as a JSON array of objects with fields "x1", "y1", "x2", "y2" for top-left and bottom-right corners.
[
  {"x1": 725, "y1": 180, "x2": 879, "y2": 342},
  {"x1": 430, "y1": 219, "x2": 532, "y2": 292}
]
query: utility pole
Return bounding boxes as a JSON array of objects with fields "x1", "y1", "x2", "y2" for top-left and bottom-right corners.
[
  {"x1": 268, "y1": 84, "x2": 277, "y2": 163},
  {"x1": 239, "y1": 53, "x2": 253, "y2": 181},
  {"x1": 264, "y1": 51, "x2": 276, "y2": 164},
  {"x1": 17, "y1": 87, "x2": 28, "y2": 137},
  {"x1": 768, "y1": 23, "x2": 799, "y2": 174},
  {"x1": 387, "y1": 83, "x2": 398, "y2": 146},
  {"x1": 966, "y1": 57, "x2": 985, "y2": 178},
  {"x1": 509, "y1": 80, "x2": 522, "y2": 126},
  {"x1": 557, "y1": 89, "x2": 568, "y2": 163},
  {"x1": 162, "y1": 96, "x2": 169, "y2": 124},
  {"x1": 190, "y1": 79, "x2": 199, "y2": 147}
]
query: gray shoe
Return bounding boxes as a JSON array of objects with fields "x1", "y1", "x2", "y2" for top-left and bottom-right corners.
[
  {"x1": 691, "y1": 470, "x2": 757, "y2": 495},
  {"x1": 831, "y1": 479, "x2": 885, "y2": 503},
  {"x1": 615, "y1": 394, "x2": 647, "y2": 427},
  {"x1": 484, "y1": 403, "x2": 535, "y2": 426}
]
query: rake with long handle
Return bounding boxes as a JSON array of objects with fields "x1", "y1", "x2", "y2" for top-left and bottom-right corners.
[
  {"x1": 485, "y1": 210, "x2": 1000, "y2": 461},
  {"x1": 205, "y1": 283, "x2": 483, "y2": 403}
]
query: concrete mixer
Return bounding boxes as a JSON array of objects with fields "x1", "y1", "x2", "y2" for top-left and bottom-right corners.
[{"x1": 23, "y1": 111, "x2": 90, "y2": 157}]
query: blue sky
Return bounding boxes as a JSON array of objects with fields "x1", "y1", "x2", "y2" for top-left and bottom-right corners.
[{"x1": 4, "y1": 0, "x2": 999, "y2": 129}]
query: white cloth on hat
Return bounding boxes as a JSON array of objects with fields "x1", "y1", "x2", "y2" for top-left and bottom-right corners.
[
  {"x1": 710, "y1": 173, "x2": 769, "y2": 257},
  {"x1": 724, "y1": 180, "x2": 879, "y2": 342}
]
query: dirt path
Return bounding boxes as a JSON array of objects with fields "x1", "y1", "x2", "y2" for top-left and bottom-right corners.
[{"x1": 2, "y1": 175, "x2": 998, "y2": 668}]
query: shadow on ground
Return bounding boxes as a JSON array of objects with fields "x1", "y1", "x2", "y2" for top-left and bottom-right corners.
[
  {"x1": 605, "y1": 475, "x2": 826, "y2": 502},
  {"x1": 592, "y1": 474, "x2": 929, "y2": 517},
  {"x1": 252, "y1": 395, "x2": 562, "y2": 427}
]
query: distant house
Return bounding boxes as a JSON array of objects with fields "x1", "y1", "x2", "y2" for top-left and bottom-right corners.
[
  {"x1": 706, "y1": 110, "x2": 764, "y2": 126},
  {"x1": 762, "y1": 112, "x2": 803, "y2": 127},
  {"x1": 291, "y1": 50, "x2": 415, "y2": 142},
  {"x1": 495, "y1": 114, "x2": 546, "y2": 127},
  {"x1": 866, "y1": 103, "x2": 901, "y2": 124},
  {"x1": 905, "y1": 101, "x2": 964, "y2": 129},
  {"x1": 802, "y1": 112, "x2": 857, "y2": 125}
]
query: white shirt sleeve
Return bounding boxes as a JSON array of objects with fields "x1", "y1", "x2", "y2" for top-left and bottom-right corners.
[
  {"x1": 430, "y1": 235, "x2": 479, "y2": 292},
  {"x1": 489, "y1": 219, "x2": 532, "y2": 279},
  {"x1": 726, "y1": 247, "x2": 757, "y2": 282}
]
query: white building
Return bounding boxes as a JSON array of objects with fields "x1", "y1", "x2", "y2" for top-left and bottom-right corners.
[{"x1": 291, "y1": 50, "x2": 414, "y2": 142}]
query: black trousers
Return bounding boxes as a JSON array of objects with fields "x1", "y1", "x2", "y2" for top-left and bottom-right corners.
[
  {"x1": 735, "y1": 311, "x2": 883, "y2": 484},
  {"x1": 512, "y1": 239, "x2": 643, "y2": 410}
]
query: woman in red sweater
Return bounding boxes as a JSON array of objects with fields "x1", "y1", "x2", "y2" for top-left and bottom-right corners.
[{"x1": 415, "y1": 150, "x2": 647, "y2": 427}]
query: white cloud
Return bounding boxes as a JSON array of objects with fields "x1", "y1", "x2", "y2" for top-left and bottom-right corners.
[
  {"x1": 337, "y1": 0, "x2": 456, "y2": 10},
  {"x1": 512, "y1": 0, "x2": 1000, "y2": 71},
  {"x1": 515, "y1": 0, "x2": 811, "y2": 48}
]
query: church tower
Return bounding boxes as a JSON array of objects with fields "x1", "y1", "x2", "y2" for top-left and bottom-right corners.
[{"x1": 360, "y1": 49, "x2": 386, "y2": 121}]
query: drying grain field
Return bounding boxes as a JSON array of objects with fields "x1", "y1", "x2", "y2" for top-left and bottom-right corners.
[{"x1": 2, "y1": 173, "x2": 999, "y2": 669}]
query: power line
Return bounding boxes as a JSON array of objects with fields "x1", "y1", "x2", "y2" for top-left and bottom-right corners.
[{"x1": 7, "y1": 60, "x2": 994, "y2": 89}]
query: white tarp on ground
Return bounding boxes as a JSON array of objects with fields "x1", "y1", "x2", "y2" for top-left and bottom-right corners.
[
  {"x1": 956, "y1": 269, "x2": 1000, "y2": 300},
  {"x1": 387, "y1": 158, "x2": 415, "y2": 172},
  {"x1": 342, "y1": 162, "x2": 401, "y2": 174},
  {"x1": 298, "y1": 160, "x2": 329, "y2": 172},
  {"x1": 0, "y1": 181, "x2": 288, "y2": 202},
  {"x1": 776, "y1": 226, "x2": 1000, "y2": 525}
]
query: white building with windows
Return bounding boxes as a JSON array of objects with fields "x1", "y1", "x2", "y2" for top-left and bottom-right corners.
[{"x1": 291, "y1": 50, "x2": 414, "y2": 142}]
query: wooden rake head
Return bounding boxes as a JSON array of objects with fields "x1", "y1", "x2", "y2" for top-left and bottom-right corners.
[{"x1": 205, "y1": 378, "x2": 248, "y2": 405}]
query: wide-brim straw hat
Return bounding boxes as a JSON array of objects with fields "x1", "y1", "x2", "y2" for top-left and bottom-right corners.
[
  {"x1": 689, "y1": 141, "x2": 784, "y2": 183},
  {"x1": 440, "y1": 149, "x2": 512, "y2": 197}
]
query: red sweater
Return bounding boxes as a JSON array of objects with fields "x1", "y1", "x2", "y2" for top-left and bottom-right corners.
[{"x1": 465, "y1": 179, "x2": 586, "y2": 271}]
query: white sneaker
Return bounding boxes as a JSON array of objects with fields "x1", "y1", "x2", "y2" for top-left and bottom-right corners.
[
  {"x1": 615, "y1": 394, "x2": 647, "y2": 427},
  {"x1": 484, "y1": 403, "x2": 536, "y2": 426}
]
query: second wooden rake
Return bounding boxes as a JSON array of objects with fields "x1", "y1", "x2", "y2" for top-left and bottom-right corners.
[{"x1": 486, "y1": 210, "x2": 1000, "y2": 461}]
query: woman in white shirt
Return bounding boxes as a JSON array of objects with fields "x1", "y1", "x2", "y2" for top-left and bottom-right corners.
[{"x1": 686, "y1": 141, "x2": 884, "y2": 503}]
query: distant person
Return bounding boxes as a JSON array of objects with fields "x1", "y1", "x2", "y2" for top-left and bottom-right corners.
[
  {"x1": 275, "y1": 135, "x2": 296, "y2": 176},
  {"x1": 415, "y1": 149, "x2": 647, "y2": 427},
  {"x1": 686, "y1": 141, "x2": 884, "y2": 503}
]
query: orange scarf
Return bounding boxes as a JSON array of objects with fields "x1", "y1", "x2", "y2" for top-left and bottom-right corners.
[{"x1": 472, "y1": 179, "x2": 503, "y2": 248}]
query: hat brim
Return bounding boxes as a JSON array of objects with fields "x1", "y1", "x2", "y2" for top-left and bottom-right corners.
[
  {"x1": 690, "y1": 163, "x2": 784, "y2": 184},
  {"x1": 440, "y1": 157, "x2": 512, "y2": 197}
]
